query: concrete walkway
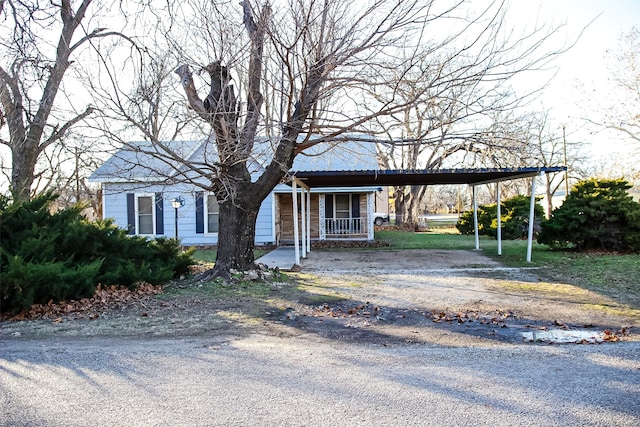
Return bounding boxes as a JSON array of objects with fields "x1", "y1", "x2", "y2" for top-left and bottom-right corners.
[{"x1": 255, "y1": 246, "x2": 299, "y2": 271}]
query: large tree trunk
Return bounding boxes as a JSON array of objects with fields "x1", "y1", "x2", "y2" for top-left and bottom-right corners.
[
  {"x1": 11, "y1": 145, "x2": 38, "y2": 202},
  {"x1": 211, "y1": 196, "x2": 260, "y2": 277},
  {"x1": 393, "y1": 186, "x2": 406, "y2": 226}
]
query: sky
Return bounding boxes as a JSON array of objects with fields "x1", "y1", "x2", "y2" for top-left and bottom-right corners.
[{"x1": 506, "y1": 0, "x2": 639, "y2": 168}]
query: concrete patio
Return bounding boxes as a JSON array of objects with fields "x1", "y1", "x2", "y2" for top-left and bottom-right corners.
[{"x1": 255, "y1": 246, "x2": 299, "y2": 271}]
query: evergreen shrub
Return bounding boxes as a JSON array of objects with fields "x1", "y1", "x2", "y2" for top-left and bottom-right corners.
[
  {"x1": 537, "y1": 178, "x2": 640, "y2": 252},
  {"x1": 456, "y1": 195, "x2": 544, "y2": 239},
  {"x1": 1, "y1": 193, "x2": 195, "y2": 314}
]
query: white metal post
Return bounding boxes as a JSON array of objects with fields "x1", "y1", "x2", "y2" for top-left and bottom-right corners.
[
  {"x1": 292, "y1": 180, "x2": 300, "y2": 266},
  {"x1": 307, "y1": 190, "x2": 311, "y2": 255},
  {"x1": 526, "y1": 175, "x2": 539, "y2": 263},
  {"x1": 301, "y1": 186, "x2": 307, "y2": 258},
  {"x1": 497, "y1": 184, "x2": 502, "y2": 256},
  {"x1": 473, "y1": 186, "x2": 480, "y2": 250}
]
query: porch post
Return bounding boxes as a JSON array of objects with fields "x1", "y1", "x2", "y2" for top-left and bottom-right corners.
[
  {"x1": 301, "y1": 185, "x2": 307, "y2": 258},
  {"x1": 496, "y1": 184, "x2": 502, "y2": 256},
  {"x1": 306, "y1": 188, "x2": 311, "y2": 253},
  {"x1": 292, "y1": 179, "x2": 300, "y2": 266},
  {"x1": 367, "y1": 192, "x2": 374, "y2": 240},
  {"x1": 319, "y1": 195, "x2": 326, "y2": 240},
  {"x1": 526, "y1": 174, "x2": 539, "y2": 263},
  {"x1": 473, "y1": 186, "x2": 480, "y2": 250}
]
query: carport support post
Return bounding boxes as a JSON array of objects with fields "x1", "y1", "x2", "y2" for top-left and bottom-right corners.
[
  {"x1": 301, "y1": 184, "x2": 307, "y2": 258},
  {"x1": 306, "y1": 188, "x2": 311, "y2": 254},
  {"x1": 292, "y1": 179, "x2": 300, "y2": 266},
  {"x1": 496, "y1": 184, "x2": 502, "y2": 256},
  {"x1": 526, "y1": 174, "x2": 539, "y2": 263},
  {"x1": 472, "y1": 186, "x2": 480, "y2": 250}
]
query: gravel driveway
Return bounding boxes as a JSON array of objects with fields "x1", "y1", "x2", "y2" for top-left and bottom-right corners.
[{"x1": 1, "y1": 249, "x2": 639, "y2": 426}]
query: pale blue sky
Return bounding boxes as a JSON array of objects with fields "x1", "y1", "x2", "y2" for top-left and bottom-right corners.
[{"x1": 508, "y1": 0, "x2": 639, "y2": 162}]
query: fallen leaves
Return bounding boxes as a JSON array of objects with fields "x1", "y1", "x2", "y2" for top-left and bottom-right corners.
[
  {"x1": 428, "y1": 309, "x2": 514, "y2": 328},
  {"x1": 5, "y1": 283, "x2": 163, "y2": 322},
  {"x1": 310, "y1": 302, "x2": 381, "y2": 318}
]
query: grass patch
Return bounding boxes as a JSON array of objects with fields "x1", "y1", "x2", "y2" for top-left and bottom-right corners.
[
  {"x1": 376, "y1": 230, "x2": 478, "y2": 249},
  {"x1": 163, "y1": 277, "x2": 274, "y2": 299}
]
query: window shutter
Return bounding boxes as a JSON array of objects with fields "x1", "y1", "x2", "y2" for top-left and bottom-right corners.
[
  {"x1": 325, "y1": 194, "x2": 334, "y2": 219},
  {"x1": 126, "y1": 193, "x2": 135, "y2": 235},
  {"x1": 195, "y1": 192, "x2": 204, "y2": 234},
  {"x1": 351, "y1": 194, "x2": 360, "y2": 218},
  {"x1": 155, "y1": 192, "x2": 164, "y2": 235}
]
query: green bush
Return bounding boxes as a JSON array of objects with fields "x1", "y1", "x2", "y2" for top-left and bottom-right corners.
[
  {"x1": 456, "y1": 195, "x2": 544, "y2": 239},
  {"x1": 456, "y1": 204, "x2": 497, "y2": 235},
  {"x1": 1, "y1": 193, "x2": 196, "y2": 314},
  {"x1": 538, "y1": 178, "x2": 640, "y2": 252}
]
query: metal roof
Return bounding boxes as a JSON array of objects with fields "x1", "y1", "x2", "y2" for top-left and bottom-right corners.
[{"x1": 292, "y1": 166, "x2": 567, "y2": 187}]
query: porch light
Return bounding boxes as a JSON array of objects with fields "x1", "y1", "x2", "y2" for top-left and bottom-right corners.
[{"x1": 171, "y1": 197, "x2": 185, "y2": 239}]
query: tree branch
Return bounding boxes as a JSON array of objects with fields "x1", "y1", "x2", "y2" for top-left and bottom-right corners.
[{"x1": 42, "y1": 106, "x2": 94, "y2": 149}]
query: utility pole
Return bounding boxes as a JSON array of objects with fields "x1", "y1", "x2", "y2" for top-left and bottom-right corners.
[{"x1": 563, "y1": 125, "x2": 569, "y2": 196}]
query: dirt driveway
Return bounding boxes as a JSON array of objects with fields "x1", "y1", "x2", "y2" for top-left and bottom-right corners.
[
  {"x1": 289, "y1": 249, "x2": 638, "y2": 345},
  {"x1": 0, "y1": 249, "x2": 637, "y2": 344}
]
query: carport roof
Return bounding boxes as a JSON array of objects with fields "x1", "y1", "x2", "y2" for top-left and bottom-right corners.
[{"x1": 293, "y1": 166, "x2": 566, "y2": 187}]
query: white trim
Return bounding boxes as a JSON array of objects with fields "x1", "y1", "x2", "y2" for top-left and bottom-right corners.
[
  {"x1": 135, "y1": 193, "x2": 156, "y2": 236},
  {"x1": 204, "y1": 193, "x2": 220, "y2": 235}
]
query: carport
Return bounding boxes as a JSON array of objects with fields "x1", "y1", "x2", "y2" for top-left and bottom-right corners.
[{"x1": 285, "y1": 166, "x2": 566, "y2": 266}]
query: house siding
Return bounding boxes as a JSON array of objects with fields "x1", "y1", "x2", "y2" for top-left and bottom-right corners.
[
  {"x1": 101, "y1": 183, "x2": 275, "y2": 246},
  {"x1": 278, "y1": 193, "x2": 321, "y2": 240}
]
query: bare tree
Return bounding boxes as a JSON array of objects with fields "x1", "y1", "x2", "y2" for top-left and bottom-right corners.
[
  {"x1": 513, "y1": 111, "x2": 588, "y2": 215},
  {"x1": 0, "y1": 0, "x2": 125, "y2": 202},
  {"x1": 368, "y1": 2, "x2": 568, "y2": 227},
  {"x1": 599, "y1": 27, "x2": 640, "y2": 147}
]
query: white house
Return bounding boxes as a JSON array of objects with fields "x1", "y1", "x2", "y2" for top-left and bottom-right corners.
[{"x1": 89, "y1": 138, "x2": 382, "y2": 246}]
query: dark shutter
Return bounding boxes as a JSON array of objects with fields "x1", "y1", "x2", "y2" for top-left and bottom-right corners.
[
  {"x1": 325, "y1": 194, "x2": 334, "y2": 219},
  {"x1": 195, "y1": 192, "x2": 204, "y2": 234},
  {"x1": 351, "y1": 194, "x2": 360, "y2": 217},
  {"x1": 155, "y1": 192, "x2": 164, "y2": 235},
  {"x1": 351, "y1": 194, "x2": 361, "y2": 233},
  {"x1": 126, "y1": 193, "x2": 135, "y2": 235}
]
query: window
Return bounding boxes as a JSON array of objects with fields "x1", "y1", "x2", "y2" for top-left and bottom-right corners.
[
  {"x1": 326, "y1": 194, "x2": 360, "y2": 219},
  {"x1": 206, "y1": 194, "x2": 220, "y2": 233},
  {"x1": 196, "y1": 192, "x2": 220, "y2": 234},
  {"x1": 137, "y1": 195, "x2": 154, "y2": 234},
  {"x1": 325, "y1": 193, "x2": 361, "y2": 234},
  {"x1": 127, "y1": 193, "x2": 163, "y2": 236}
]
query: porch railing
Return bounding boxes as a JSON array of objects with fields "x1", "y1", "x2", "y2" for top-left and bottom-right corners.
[{"x1": 325, "y1": 217, "x2": 366, "y2": 236}]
